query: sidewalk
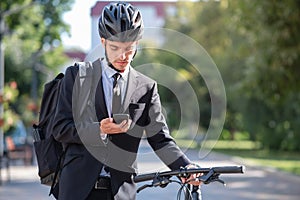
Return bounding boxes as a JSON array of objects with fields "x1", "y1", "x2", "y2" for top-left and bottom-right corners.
[
  {"x1": 1, "y1": 145, "x2": 300, "y2": 200},
  {"x1": 136, "y1": 145, "x2": 300, "y2": 200},
  {"x1": 0, "y1": 165, "x2": 53, "y2": 200}
]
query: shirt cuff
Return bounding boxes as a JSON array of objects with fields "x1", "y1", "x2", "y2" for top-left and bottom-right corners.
[{"x1": 100, "y1": 133, "x2": 107, "y2": 140}]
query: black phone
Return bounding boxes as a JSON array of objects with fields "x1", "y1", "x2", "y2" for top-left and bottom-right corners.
[{"x1": 113, "y1": 114, "x2": 129, "y2": 124}]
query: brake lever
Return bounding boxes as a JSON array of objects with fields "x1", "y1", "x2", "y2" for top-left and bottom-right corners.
[
  {"x1": 152, "y1": 176, "x2": 171, "y2": 188},
  {"x1": 137, "y1": 175, "x2": 171, "y2": 193},
  {"x1": 198, "y1": 169, "x2": 214, "y2": 183},
  {"x1": 214, "y1": 177, "x2": 226, "y2": 186},
  {"x1": 199, "y1": 170, "x2": 226, "y2": 186}
]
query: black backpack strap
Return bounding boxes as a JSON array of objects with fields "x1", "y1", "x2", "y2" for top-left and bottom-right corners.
[
  {"x1": 75, "y1": 61, "x2": 94, "y2": 117},
  {"x1": 49, "y1": 145, "x2": 69, "y2": 196},
  {"x1": 74, "y1": 60, "x2": 102, "y2": 117}
]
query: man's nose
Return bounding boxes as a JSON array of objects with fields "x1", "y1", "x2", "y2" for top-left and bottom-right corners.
[{"x1": 119, "y1": 51, "x2": 127, "y2": 60}]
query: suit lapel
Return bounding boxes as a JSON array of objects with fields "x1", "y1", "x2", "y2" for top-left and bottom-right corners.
[
  {"x1": 93, "y1": 59, "x2": 109, "y2": 120},
  {"x1": 95, "y1": 77, "x2": 109, "y2": 119},
  {"x1": 121, "y1": 67, "x2": 139, "y2": 113}
]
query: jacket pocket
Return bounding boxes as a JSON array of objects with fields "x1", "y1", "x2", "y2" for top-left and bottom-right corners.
[
  {"x1": 129, "y1": 103, "x2": 145, "y2": 110},
  {"x1": 129, "y1": 103, "x2": 146, "y2": 126}
]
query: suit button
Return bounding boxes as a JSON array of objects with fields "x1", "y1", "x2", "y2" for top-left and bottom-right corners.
[{"x1": 109, "y1": 135, "x2": 113, "y2": 140}]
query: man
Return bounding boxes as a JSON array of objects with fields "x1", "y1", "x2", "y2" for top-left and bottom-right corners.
[{"x1": 53, "y1": 2, "x2": 200, "y2": 200}]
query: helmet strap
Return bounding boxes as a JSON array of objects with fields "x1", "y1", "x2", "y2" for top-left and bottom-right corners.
[
  {"x1": 132, "y1": 49, "x2": 137, "y2": 60},
  {"x1": 104, "y1": 42, "x2": 122, "y2": 72}
]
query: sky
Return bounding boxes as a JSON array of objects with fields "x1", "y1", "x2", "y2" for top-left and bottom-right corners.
[
  {"x1": 62, "y1": 0, "x2": 98, "y2": 51},
  {"x1": 61, "y1": 0, "x2": 179, "y2": 51}
]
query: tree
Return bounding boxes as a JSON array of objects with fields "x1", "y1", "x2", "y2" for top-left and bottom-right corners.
[
  {"x1": 163, "y1": 0, "x2": 246, "y2": 139},
  {"x1": 2, "y1": 81, "x2": 19, "y2": 133},
  {"x1": 3, "y1": 0, "x2": 73, "y2": 92},
  {"x1": 234, "y1": 0, "x2": 300, "y2": 150},
  {"x1": 145, "y1": 0, "x2": 300, "y2": 151},
  {"x1": 2, "y1": 0, "x2": 74, "y2": 126}
]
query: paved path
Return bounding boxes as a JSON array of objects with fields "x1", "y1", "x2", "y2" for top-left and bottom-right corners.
[
  {"x1": 136, "y1": 141, "x2": 300, "y2": 200},
  {"x1": 1, "y1": 141, "x2": 300, "y2": 200}
]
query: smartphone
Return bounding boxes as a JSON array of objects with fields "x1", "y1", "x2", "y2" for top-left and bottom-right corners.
[{"x1": 113, "y1": 114, "x2": 129, "y2": 124}]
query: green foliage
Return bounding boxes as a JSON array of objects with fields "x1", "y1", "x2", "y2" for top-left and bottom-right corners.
[
  {"x1": 142, "y1": 0, "x2": 300, "y2": 151},
  {"x1": 220, "y1": 129, "x2": 250, "y2": 141},
  {"x1": 2, "y1": 82, "x2": 19, "y2": 133},
  {"x1": 234, "y1": 0, "x2": 300, "y2": 150},
  {"x1": 169, "y1": 1, "x2": 246, "y2": 134},
  {"x1": 213, "y1": 148, "x2": 300, "y2": 176},
  {"x1": 2, "y1": 0, "x2": 74, "y2": 125}
]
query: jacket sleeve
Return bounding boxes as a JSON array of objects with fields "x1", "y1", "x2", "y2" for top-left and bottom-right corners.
[
  {"x1": 145, "y1": 82, "x2": 192, "y2": 170},
  {"x1": 52, "y1": 66, "x2": 105, "y2": 147}
]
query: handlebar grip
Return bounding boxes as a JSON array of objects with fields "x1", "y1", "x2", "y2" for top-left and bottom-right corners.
[
  {"x1": 133, "y1": 172, "x2": 157, "y2": 183},
  {"x1": 212, "y1": 166, "x2": 245, "y2": 174}
]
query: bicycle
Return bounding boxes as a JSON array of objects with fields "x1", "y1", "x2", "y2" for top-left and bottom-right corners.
[{"x1": 133, "y1": 165, "x2": 245, "y2": 200}]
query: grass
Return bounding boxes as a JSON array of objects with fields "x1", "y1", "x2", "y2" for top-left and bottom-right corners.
[
  {"x1": 213, "y1": 148, "x2": 300, "y2": 176},
  {"x1": 175, "y1": 139, "x2": 300, "y2": 176}
]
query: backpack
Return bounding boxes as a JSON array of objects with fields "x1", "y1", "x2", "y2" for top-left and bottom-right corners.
[{"x1": 32, "y1": 61, "x2": 95, "y2": 197}]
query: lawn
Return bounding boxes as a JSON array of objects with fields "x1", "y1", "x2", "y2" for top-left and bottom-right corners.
[{"x1": 175, "y1": 139, "x2": 300, "y2": 176}]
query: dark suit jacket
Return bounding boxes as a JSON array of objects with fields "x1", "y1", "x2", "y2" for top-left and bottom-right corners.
[{"x1": 53, "y1": 59, "x2": 191, "y2": 200}]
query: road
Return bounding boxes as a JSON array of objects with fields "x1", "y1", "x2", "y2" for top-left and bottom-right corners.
[{"x1": 1, "y1": 140, "x2": 300, "y2": 200}]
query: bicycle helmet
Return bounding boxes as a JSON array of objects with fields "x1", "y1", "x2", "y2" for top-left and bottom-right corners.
[{"x1": 98, "y1": 2, "x2": 144, "y2": 42}]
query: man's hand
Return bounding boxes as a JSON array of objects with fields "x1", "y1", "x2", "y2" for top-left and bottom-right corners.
[
  {"x1": 100, "y1": 118, "x2": 131, "y2": 134},
  {"x1": 181, "y1": 164, "x2": 202, "y2": 186}
]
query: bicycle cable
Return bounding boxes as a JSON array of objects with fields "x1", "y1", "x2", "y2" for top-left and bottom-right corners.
[{"x1": 177, "y1": 183, "x2": 192, "y2": 200}]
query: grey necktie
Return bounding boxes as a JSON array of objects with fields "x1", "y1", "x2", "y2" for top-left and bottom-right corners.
[{"x1": 112, "y1": 73, "x2": 121, "y2": 115}]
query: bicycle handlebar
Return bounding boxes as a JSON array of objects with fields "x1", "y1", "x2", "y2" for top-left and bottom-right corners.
[
  {"x1": 133, "y1": 165, "x2": 245, "y2": 183},
  {"x1": 133, "y1": 165, "x2": 245, "y2": 199}
]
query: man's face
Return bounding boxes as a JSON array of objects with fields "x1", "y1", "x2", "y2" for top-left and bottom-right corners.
[{"x1": 102, "y1": 38, "x2": 138, "y2": 71}]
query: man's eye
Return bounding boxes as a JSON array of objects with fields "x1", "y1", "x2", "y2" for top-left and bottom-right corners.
[
  {"x1": 126, "y1": 46, "x2": 136, "y2": 51},
  {"x1": 110, "y1": 46, "x2": 119, "y2": 51}
]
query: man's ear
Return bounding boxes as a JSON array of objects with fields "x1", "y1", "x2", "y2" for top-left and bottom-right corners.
[{"x1": 101, "y1": 38, "x2": 106, "y2": 47}]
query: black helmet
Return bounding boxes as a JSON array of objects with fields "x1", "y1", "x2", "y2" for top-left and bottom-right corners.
[{"x1": 98, "y1": 2, "x2": 144, "y2": 42}]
